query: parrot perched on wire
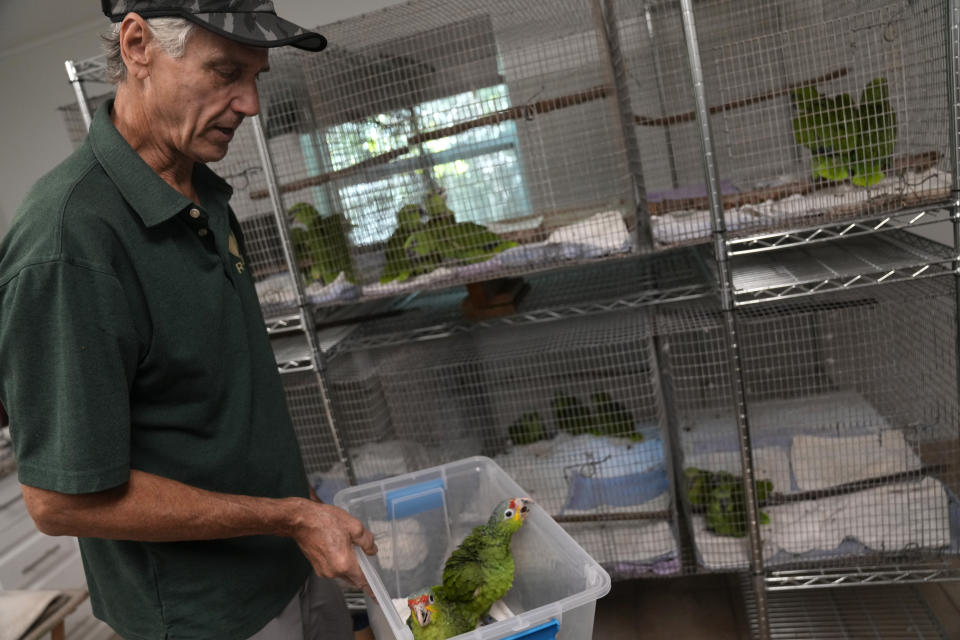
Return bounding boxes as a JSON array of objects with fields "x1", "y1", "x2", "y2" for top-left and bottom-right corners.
[
  {"x1": 590, "y1": 391, "x2": 642, "y2": 441},
  {"x1": 685, "y1": 468, "x2": 773, "y2": 538},
  {"x1": 551, "y1": 391, "x2": 595, "y2": 436},
  {"x1": 405, "y1": 586, "x2": 475, "y2": 640},
  {"x1": 791, "y1": 77, "x2": 897, "y2": 187},
  {"x1": 405, "y1": 189, "x2": 516, "y2": 266},
  {"x1": 288, "y1": 202, "x2": 355, "y2": 285},
  {"x1": 380, "y1": 204, "x2": 427, "y2": 284},
  {"x1": 508, "y1": 411, "x2": 547, "y2": 446},
  {"x1": 433, "y1": 497, "x2": 533, "y2": 626},
  {"x1": 380, "y1": 190, "x2": 516, "y2": 283}
]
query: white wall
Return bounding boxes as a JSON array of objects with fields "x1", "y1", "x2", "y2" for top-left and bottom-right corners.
[{"x1": 0, "y1": 0, "x2": 408, "y2": 239}]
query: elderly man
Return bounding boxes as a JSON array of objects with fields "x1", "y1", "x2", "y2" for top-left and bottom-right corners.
[{"x1": 0, "y1": 2, "x2": 377, "y2": 639}]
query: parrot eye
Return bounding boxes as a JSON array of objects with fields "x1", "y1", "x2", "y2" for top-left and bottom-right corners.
[
  {"x1": 504, "y1": 508, "x2": 515, "y2": 519},
  {"x1": 428, "y1": 594, "x2": 435, "y2": 604}
]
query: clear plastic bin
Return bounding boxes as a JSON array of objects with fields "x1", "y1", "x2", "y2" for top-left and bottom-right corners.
[{"x1": 334, "y1": 456, "x2": 611, "y2": 640}]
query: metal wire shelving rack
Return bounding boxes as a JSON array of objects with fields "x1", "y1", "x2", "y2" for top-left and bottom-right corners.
[{"x1": 62, "y1": 0, "x2": 960, "y2": 636}]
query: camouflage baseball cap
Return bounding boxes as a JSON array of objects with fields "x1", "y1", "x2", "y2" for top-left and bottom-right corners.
[{"x1": 101, "y1": 0, "x2": 327, "y2": 52}]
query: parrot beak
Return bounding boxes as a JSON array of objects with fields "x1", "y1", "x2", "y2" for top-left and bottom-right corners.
[
  {"x1": 413, "y1": 602, "x2": 432, "y2": 627},
  {"x1": 517, "y1": 497, "x2": 533, "y2": 521}
]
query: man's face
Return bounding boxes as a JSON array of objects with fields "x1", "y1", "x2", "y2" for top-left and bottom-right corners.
[{"x1": 145, "y1": 26, "x2": 270, "y2": 163}]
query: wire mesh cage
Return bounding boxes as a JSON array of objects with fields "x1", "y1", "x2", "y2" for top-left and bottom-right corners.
[
  {"x1": 232, "y1": 0, "x2": 646, "y2": 309},
  {"x1": 627, "y1": 0, "x2": 952, "y2": 249},
  {"x1": 661, "y1": 277, "x2": 960, "y2": 575},
  {"x1": 282, "y1": 371, "x2": 344, "y2": 480},
  {"x1": 328, "y1": 247, "x2": 711, "y2": 352},
  {"x1": 321, "y1": 310, "x2": 683, "y2": 579}
]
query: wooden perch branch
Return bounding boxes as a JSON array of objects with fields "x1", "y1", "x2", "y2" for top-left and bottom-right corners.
[
  {"x1": 249, "y1": 85, "x2": 611, "y2": 201},
  {"x1": 407, "y1": 84, "x2": 611, "y2": 145},
  {"x1": 635, "y1": 67, "x2": 850, "y2": 128},
  {"x1": 249, "y1": 146, "x2": 410, "y2": 200},
  {"x1": 648, "y1": 151, "x2": 942, "y2": 216}
]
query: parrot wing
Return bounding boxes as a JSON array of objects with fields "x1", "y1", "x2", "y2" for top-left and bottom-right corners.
[{"x1": 436, "y1": 535, "x2": 487, "y2": 603}]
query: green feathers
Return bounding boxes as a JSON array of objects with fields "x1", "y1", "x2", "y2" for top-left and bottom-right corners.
[
  {"x1": 406, "y1": 587, "x2": 474, "y2": 640},
  {"x1": 432, "y1": 497, "x2": 532, "y2": 627},
  {"x1": 288, "y1": 202, "x2": 355, "y2": 285},
  {"x1": 550, "y1": 390, "x2": 642, "y2": 440},
  {"x1": 508, "y1": 412, "x2": 547, "y2": 446},
  {"x1": 791, "y1": 77, "x2": 897, "y2": 187},
  {"x1": 685, "y1": 467, "x2": 773, "y2": 538},
  {"x1": 379, "y1": 190, "x2": 517, "y2": 284}
]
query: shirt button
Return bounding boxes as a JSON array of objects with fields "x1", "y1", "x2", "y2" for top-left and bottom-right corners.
[
  {"x1": 198, "y1": 228, "x2": 209, "y2": 237},
  {"x1": 189, "y1": 208, "x2": 201, "y2": 219}
]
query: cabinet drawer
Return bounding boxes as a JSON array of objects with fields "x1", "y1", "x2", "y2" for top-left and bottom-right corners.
[{"x1": 0, "y1": 532, "x2": 76, "y2": 589}]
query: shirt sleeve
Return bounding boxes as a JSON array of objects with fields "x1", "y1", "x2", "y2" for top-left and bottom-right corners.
[{"x1": 0, "y1": 259, "x2": 140, "y2": 493}]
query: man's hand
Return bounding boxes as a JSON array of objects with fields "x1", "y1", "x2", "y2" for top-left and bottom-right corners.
[
  {"x1": 289, "y1": 500, "x2": 378, "y2": 598},
  {"x1": 21, "y1": 470, "x2": 378, "y2": 597}
]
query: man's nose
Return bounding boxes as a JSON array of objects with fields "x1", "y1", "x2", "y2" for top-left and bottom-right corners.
[{"x1": 232, "y1": 81, "x2": 261, "y2": 117}]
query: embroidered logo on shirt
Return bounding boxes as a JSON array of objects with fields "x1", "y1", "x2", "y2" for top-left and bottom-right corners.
[{"x1": 228, "y1": 233, "x2": 245, "y2": 274}]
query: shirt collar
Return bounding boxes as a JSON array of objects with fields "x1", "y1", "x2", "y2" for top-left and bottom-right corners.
[{"x1": 88, "y1": 99, "x2": 234, "y2": 228}]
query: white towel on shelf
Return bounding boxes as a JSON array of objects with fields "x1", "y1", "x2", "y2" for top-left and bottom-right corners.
[
  {"x1": 544, "y1": 210, "x2": 632, "y2": 257},
  {"x1": 791, "y1": 430, "x2": 922, "y2": 491},
  {"x1": 694, "y1": 477, "x2": 951, "y2": 567},
  {"x1": 564, "y1": 519, "x2": 677, "y2": 565}
]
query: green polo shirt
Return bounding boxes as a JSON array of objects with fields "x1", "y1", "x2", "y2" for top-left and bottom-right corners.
[{"x1": 0, "y1": 101, "x2": 311, "y2": 640}]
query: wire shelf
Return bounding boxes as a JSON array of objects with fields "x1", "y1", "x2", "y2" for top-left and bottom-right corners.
[
  {"x1": 766, "y1": 563, "x2": 960, "y2": 591},
  {"x1": 741, "y1": 577, "x2": 950, "y2": 638},
  {"x1": 329, "y1": 248, "x2": 710, "y2": 352},
  {"x1": 727, "y1": 206, "x2": 954, "y2": 256},
  {"x1": 722, "y1": 230, "x2": 955, "y2": 306}
]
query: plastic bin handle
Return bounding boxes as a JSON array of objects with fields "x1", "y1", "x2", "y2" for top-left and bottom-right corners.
[
  {"x1": 385, "y1": 477, "x2": 446, "y2": 520},
  {"x1": 500, "y1": 619, "x2": 560, "y2": 640}
]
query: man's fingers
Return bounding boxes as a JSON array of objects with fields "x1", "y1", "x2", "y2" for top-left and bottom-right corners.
[{"x1": 353, "y1": 527, "x2": 378, "y2": 556}]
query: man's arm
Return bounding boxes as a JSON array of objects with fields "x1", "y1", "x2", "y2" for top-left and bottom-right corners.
[{"x1": 21, "y1": 470, "x2": 377, "y2": 595}]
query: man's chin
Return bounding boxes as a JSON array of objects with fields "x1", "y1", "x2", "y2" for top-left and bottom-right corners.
[{"x1": 192, "y1": 143, "x2": 230, "y2": 164}]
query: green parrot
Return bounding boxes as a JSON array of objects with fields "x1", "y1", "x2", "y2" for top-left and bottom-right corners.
[
  {"x1": 685, "y1": 468, "x2": 772, "y2": 538},
  {"x1": 590, "y1": 391, "x2": 642, "y2": 441},
  {"x1": 288, "y1": 202, "x2": 355, "y2": 285},
  {"x1": 854, "y1": 78, "x2": 897, "y2": 187},
  {"x1": 434, "y1": 497, "x2": 533, "y2": 625},
  {"x1": 404, "y1": 220, "x2": 517, "y2": 266},
  {"x1": 380, "y1": 191, "x2": 516, "y2": 283},
  {"x1": 791, "y1": 77, "x2": 897, "y2": 187},
  {"x1": 424, "y1": 188, "x2": 456, "y2": 226},
  {"x1": 405, "y1": 586, "x2": 475, "y2": 640},
  {"x1": 380, "y1": 204, "x2": 426, "y2": 284},
  {"x1": 508, "y1": 411, "x2": 547, "y2": 446},
  {"x1": 551, "y1": 391, "x2": 595, "y2": 436}
]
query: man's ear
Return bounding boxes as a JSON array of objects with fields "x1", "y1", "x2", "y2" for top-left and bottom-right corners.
[{"x1": 119, "y1": 13, "x2": 153, "y2": 81}]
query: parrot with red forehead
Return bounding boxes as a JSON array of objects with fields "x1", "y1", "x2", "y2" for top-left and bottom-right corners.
[
  {"x1": 433, "y1": 497, "x2": 533, "y2": 626},
  {"x1": 405, "y1": 586, "x2": 474, "y2": 640}
]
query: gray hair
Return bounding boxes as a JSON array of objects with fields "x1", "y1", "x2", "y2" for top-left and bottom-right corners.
[{"x1": 102, "y1": 17, "x2": 196, "y2": 84}]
